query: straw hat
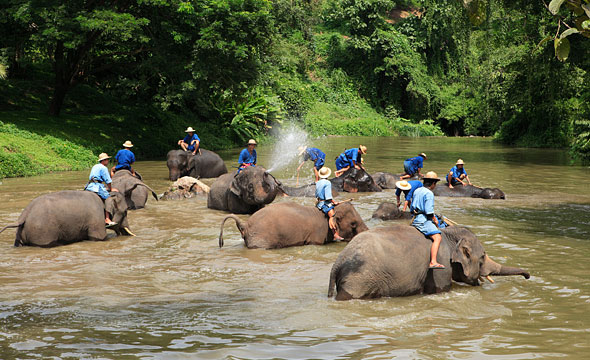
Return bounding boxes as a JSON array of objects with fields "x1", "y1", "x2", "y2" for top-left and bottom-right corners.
[
  {"x1": 318, "y1": 167, "x2": 332, "y2": 179},
  {"x1": 185, "y1": 127, "x2": 196, "y2": 133},
  {"x1": 456, "y1": 159, "x2": 464, "y2": 165},
  {"x1": 359, "y1": 145, "x2": 367, "y2": 154},
  {"x1": 98, "y1": 153, "x2": 111, "y2": 162},
  {"x1": 122, "y1": 140, "x2": 133, "y2": 148},
  {"x1": 247, "y1": 139, "x2": 257, "y2": 146},
  {"x1": 396, "y1": 180, "x2": 412, "y2": 191},
  {"x1": 298, "y1": 146, "x2": 307, "y2": 156},
  {"x1": 423, "y1": 171, "x2": 440, "y2": 181},
  {"x1": 419, "y1": 152, "x2": 427, "y2": 159}
]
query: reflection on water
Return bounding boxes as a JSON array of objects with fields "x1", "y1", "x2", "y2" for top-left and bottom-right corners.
[{"x1": 1, "y1": 137, "x2": 589, "y2": 358}]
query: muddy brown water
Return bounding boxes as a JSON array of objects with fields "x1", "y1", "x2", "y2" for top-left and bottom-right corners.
[{"x1": 1, "y1": 137, "x2": 589, "y2": 359}]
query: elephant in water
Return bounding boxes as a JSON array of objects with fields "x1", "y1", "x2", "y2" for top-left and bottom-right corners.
[
  {"x1": 0, "y1": 191, "x2": 134, "y2": 247},
  {"x1": 433, "y1": 184, "x2": 505, "y2": 199},
  {"x1": 207, "y1": 167, "x2": 284, "y2": 214},
  {"x1": 166, "y1": 149, "x2": 228, "y2": 181},
  {"x1": 218, "y1": 202, "x2": 368, "y2": 249},
  {"x1": 372, "y1": 202, "x2": 413, "y2": 220},
  {"x1": 328, "y1": 224, "x2": 530, "y2": 300},
  {"x1": 111, "y1": 169, "x2": 158, "y2": 209},
  {"x1": 372, "y1": 172, "x2": 420, "y2": 189},
  {"x1": 283, "y1": 168, "x2": 380, "y2": 197}
]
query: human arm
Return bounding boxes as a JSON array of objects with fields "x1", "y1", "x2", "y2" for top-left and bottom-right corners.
[{"x1": 403, "y1": 201, "x2": 409, "y2": 212}]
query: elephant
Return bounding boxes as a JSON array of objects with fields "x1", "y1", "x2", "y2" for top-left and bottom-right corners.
[
  {"x1": 166, "y1": 149, "x2": 228, "y2": 181},
  {"x1": 161, "y1": 176, "x2": 210, "y2": 200},
  {"x1": 328, "y1": 224, "x2": 530, "y2": 300},
  {"x1": 111, "y1": 169, "x2": 159, "y2": 209},
  {"x1": 218, "y1": 202, "x2": 368, "y2": 249},
  {"x1": 0, "y1": 190, "x2": 134, "y2": 247},
  {"x1": 371, "y1": 202, "x2": 413, "y2": 220},
  {"x1": 372, "y1": 172, "x2": 420, "y2": 189},
  {"x1": 433, "y1": 184, "x2": 506, "y2": 199},
  {"x1": 207, "y1": 166, "x2": 284, "y2": 214},
  {"x1": 283, "y1": 168, "x2": 380, "y2": 197}
]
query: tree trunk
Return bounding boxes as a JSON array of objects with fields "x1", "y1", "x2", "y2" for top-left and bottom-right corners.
[{"x1": 49, "y1": 84, "x2": 68, "y2": 116}]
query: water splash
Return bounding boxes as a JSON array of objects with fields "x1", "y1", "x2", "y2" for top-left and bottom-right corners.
[{"x1": 265, "y1": 125, "x2": 309, "y2": 173}]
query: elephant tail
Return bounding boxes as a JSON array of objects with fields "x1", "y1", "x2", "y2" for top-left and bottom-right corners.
[
  {"x1": 0, "y1": 222, "x2": 22, "y2": 234},
  {"x1": 219, "y1": 214, "x2": 247, "y2": 248}
]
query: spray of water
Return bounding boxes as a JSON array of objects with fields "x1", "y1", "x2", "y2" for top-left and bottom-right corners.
[{"x1": 265, "y1": 125, "x2": 309, "y2": 173}]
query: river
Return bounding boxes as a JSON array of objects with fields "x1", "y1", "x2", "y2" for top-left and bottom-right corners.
[{"x1": 1, "y1": 136, "x2": 589, "y2": 359}]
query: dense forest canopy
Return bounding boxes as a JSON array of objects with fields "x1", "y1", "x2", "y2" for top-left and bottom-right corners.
[{"x1": 1, "y1": 0, "x2": 589, "y2": 162}]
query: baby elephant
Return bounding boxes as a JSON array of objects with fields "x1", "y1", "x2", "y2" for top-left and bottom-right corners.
[{"x1": 218, "y1": 202, "x2": 368, "y2": 249}]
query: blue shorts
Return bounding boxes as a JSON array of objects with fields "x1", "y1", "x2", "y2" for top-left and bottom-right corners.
[
  {"x1": 86, "y1": 185, "x2": 110, "y2": 200},
  {"x1": 446, "y1": 174, "x2": 463, "y2": 185},
  {"x1": 404, "y1": 160, "x2": 416, "y2": 176},
  {"x1": 314, "y1": 158, "x2": 325, "y2": 170},
  {"x1": 412, "y1": 217, "x2": 441, "y2": 236},
  {"x1": 335, "y1": 156, "x2": 349, "y2": 170},
  {"x1": 317, "y1": 202, "x2": 335, "y2": 215}
]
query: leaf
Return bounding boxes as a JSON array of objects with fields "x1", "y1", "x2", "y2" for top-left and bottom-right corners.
[
  {"x1": 560, "y1": 28, "x2": 580, "y2": 38},
  {"x1": 554, "y1": 37, "x2": 570, "y2": 61},
  {"x1": 533, "y1": 34, "x2": 553, "y2": 53},
  {"x1": 583, "y1": 19, "x2": 590, "y2": 29},
  {"x1": 549, "y1": 0, "x2": 567, "y2": 15},
  {"x1": 583, "y1": 4, "x2": 590, "y2": 18}
]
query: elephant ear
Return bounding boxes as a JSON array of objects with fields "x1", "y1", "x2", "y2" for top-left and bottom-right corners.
[
  {"x1": 104, "y1": 194, "x2": 118, "y2": 216},
  {"x1": 230, "y1": 174, "x2": 242, "y2": 196},
  {"x1": 451, "y1": 238, "x2": 473, "y2": 279}
]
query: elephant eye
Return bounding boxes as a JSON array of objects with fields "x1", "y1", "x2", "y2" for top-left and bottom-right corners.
[{"x1": 463, "y1": 247, "x2": 470, "y2": 259}]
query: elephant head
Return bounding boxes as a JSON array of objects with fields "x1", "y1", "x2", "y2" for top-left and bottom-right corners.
[
  {"x1": 104, "y1": 191, "x2": 134, "y2": 236},
  {"x1": 230, "y1": 167, "x2": 282, "y2": 205},
  {"x1": 475, "y1": 188, "x2": 506, "y2": 199},
  {"x1": 332, "y1": 168, "x2": 382, "y2": 193},
  {"x1": 447, "y1": 227, "x2": 529, "y2": 285},
  {"x1": 333, "y1": 202, "x2": 369, "y2": 241},
  {"x1": 167, "y1": 150, "x2": 193, "y2": 181}
]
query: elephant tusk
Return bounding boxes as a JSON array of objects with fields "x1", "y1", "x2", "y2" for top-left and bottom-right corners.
[
  {"x1": 124, "y1": 227, "x2": 136, "y2": 237},
  {"x1": 485, "y1": 275, "x2": 495, "y2": 283}
]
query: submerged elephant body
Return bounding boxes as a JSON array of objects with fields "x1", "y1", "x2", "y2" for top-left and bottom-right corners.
[
  {"x1": 219, "y1": 202, "x2": 367, "y2": 249},
  {"x1": 111, "y1": 170, "x2": 159, "y2": 209},
  {"x1": 433, "y1": 184, "x2": 505, "y2": 199},
  {"x1": 328, "y1": 225, "x2": 529, "y2": 300},
  {"x1": 372, "y1": 172, "x2": 421, "y2": 189},
  {"x1": 0, "y1": 191, "x2": 133, "y2": 247},
  {"x1": 283, "y1": 168, "x2": 379, "y2": 197},
  {"x1": 166, "y1": 149, "x2": 227, "y2": 181},
  {"x1": 207, "y1": 167, "x2": 283, "y2": 214},
  {"x1": 371, "y1": 202, "x2": 413, "y2": 220}
]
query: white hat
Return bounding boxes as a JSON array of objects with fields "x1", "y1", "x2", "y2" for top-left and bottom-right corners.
[
  {"x1": 419, "y1": 152, "x2": 427, "y2": 159},
  {"x1": 98, "y1": 153, "x2": 111, "y2": 162},
  {"x1": 424, "y1": 171, "x2": 440, "y2": 181},
  {"x1": 456, "y1": 159, "x2": 464, "y2": 165},
  {"x1": 185, "y1": 127, "x2": 196, "y2": 133},
  {"x1": 122, "y1": 140, "x2": 133, "y2": 148},
  {"x1": 298, "y1": 146, "x2": 307, "y2": 156},
  {"x1": 247, "y1": 139, "x2": 257, "y2": 145},
  {"x1": 359, "y1": 145, "x2": 367, "y2": 154},
  {"x1": 395, "y1": 180, "x2": 412, "y2": 191},
  {"x1": 318, "y1": 167, "x2": 332, "y2": 179}
]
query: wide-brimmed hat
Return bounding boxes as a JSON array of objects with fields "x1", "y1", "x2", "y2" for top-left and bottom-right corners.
[
  {"x1": 185, "y1": 127, "x2": 196, "y2": 133},
  {"x1": 98, "y1": 153, "x2": 111, "y2": 162},
  {"x1": 424, "y1": 171, "x2": 440, "y2": 181},
  {"x1": 318, "y1": 167, "x2": 331, "y2": 179},
  {"x1": 298, "y1": 146, "x2": 307, "y2": 156},
  {"x1": 122, "y1": 140, "x2": 133, "y2": 148},
  {"x1": 396, "y1": 180, "x2": 412, "y2": 191},
  {"x1": 359, "y1": 145, "x2": 367, "y2": 154},
  {"x1": 419, "y1": 152, "x2": 427, "y2": 159},
  {"x1": 456, "y1": 159, "x2": 464, "y2": 165},
  {"x1": 247, "y1": 139, "x2": 257, "y2": 146}
]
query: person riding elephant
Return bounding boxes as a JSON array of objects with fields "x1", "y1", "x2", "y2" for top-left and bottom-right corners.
[
  {"x1": 111, "y1": 169, "x2": 159, "y2": 209},
  {"x1": 395, "y1": 179, "x2": 423, "y2": 212},
  {"x1": 0, "y1": 190, "x2": 134, "y2": 247},
  {"x1": 334, "y1": 145, "x2": 367, "y2": 177},
  {"x1": 166, "y1": 149, "x2": 227, "y2": 181},
  {"x1": 218, "y1": 201, "x2": 367, "y2": 249},
  {"x1": 296, "y1": 146, "x2": 326, "y2": 183},
  {"x1": 178, "y1": 127, "x2": 200, "y2": 155},
  {"x1": 283, "y1": 167, "x2": 381, "y2": 196},
  {"x1": 400, "y1": 153, "x2": 427, "y2": 180},
  {"x1": 327, "y1": 224, "x2": 530, "y2": 300},
  {"x1": 433, "y1": 184, "x2": 505, "y2": 199},
  {"x1": 110, "y1": 140, "x2": 136, "y2": 178},
  {"x1": 447, "y1": 159, "x2": 472, "y2": 188},
  {"x1": 84, "y1": 153, "x2": 117, "y2": 226},
  {"x1": 207, "y1": 166, "x2": 283, "y2": 214},
  {"x1": 238, "y1": 139, "x2": 257, "y2": 173},
  {"x1": 315, "y1": 166, "x2": 344, "y2": 240}
]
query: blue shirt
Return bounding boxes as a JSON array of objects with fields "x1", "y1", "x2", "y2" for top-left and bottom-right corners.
[
  {"x1": 183, "y1": 133, "x2": 200, "y2": 151},
  {"x1": 344, "y1": 148, "x2": 361, "y2": 166},
  {"x1": 86, "y1": 163, "x2": 112, "y2": 193},
  {"x1": 405, "y1": 156, "x2": 424, "y2": 174},
  {"x1": 303, "y1": 147, "x2": 326, "y2": 162},
  {"x1": 395, "y1": 180, "x2": 423, "y2": 202},
  {"x1": 238, "y1": 148, "x2": 257, "y2": 166},
  {"x1": 449, "y1": 165, "x2": 467, "y2": 180},
  {"x1": 410, "y1": 186, "x2": 435, "y2": 220},
  {"x1": 114, "y1": 149, "x2": 135, "y2": 170},
  {"x1": 315, "y1": 178, "x2": 333, "y2": 203}
]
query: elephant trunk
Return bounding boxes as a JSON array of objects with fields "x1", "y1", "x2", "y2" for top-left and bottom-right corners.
[
  {"x1": 219, "y1": 215, "x2": 247, "y2": 248},
  {"x1": 481, "y1": 255, "x2": 530, "y2": 279}
]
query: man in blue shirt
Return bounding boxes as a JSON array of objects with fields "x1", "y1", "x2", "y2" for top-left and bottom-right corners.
[
  {"x1": 447, "y1": 159, "x2": 472, "y2": 188},
  {"x1": 395, "y1": 180, "x2": 423, "y2": 212},
  {"x1": 334, "y1": 145, "x2": 367, "y2": 177},
  {"x1": 85, "y1": 153, "x2": 116, "y2": 226},
  {"x1": 315, "y1": 167, "x2": 344, "y2": 240},
  {"x1": 410, "y1": 171, "x2": 445, "y2": 269},
  {"x1": 296, "y1": 146, "x2": 326, "y2": 182},
  {"x1": 238, "y1": 139, "x2": 257, "y2": 173},
  {"x1": 178, "y1": 127, "x2": 200, "y2": 155},
  {"x1": 400, "y1": 153, "x2": 427, "y2": 180},
  {"x1": 110, "y1": 140, "x2": 136, "y2": 177}
]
